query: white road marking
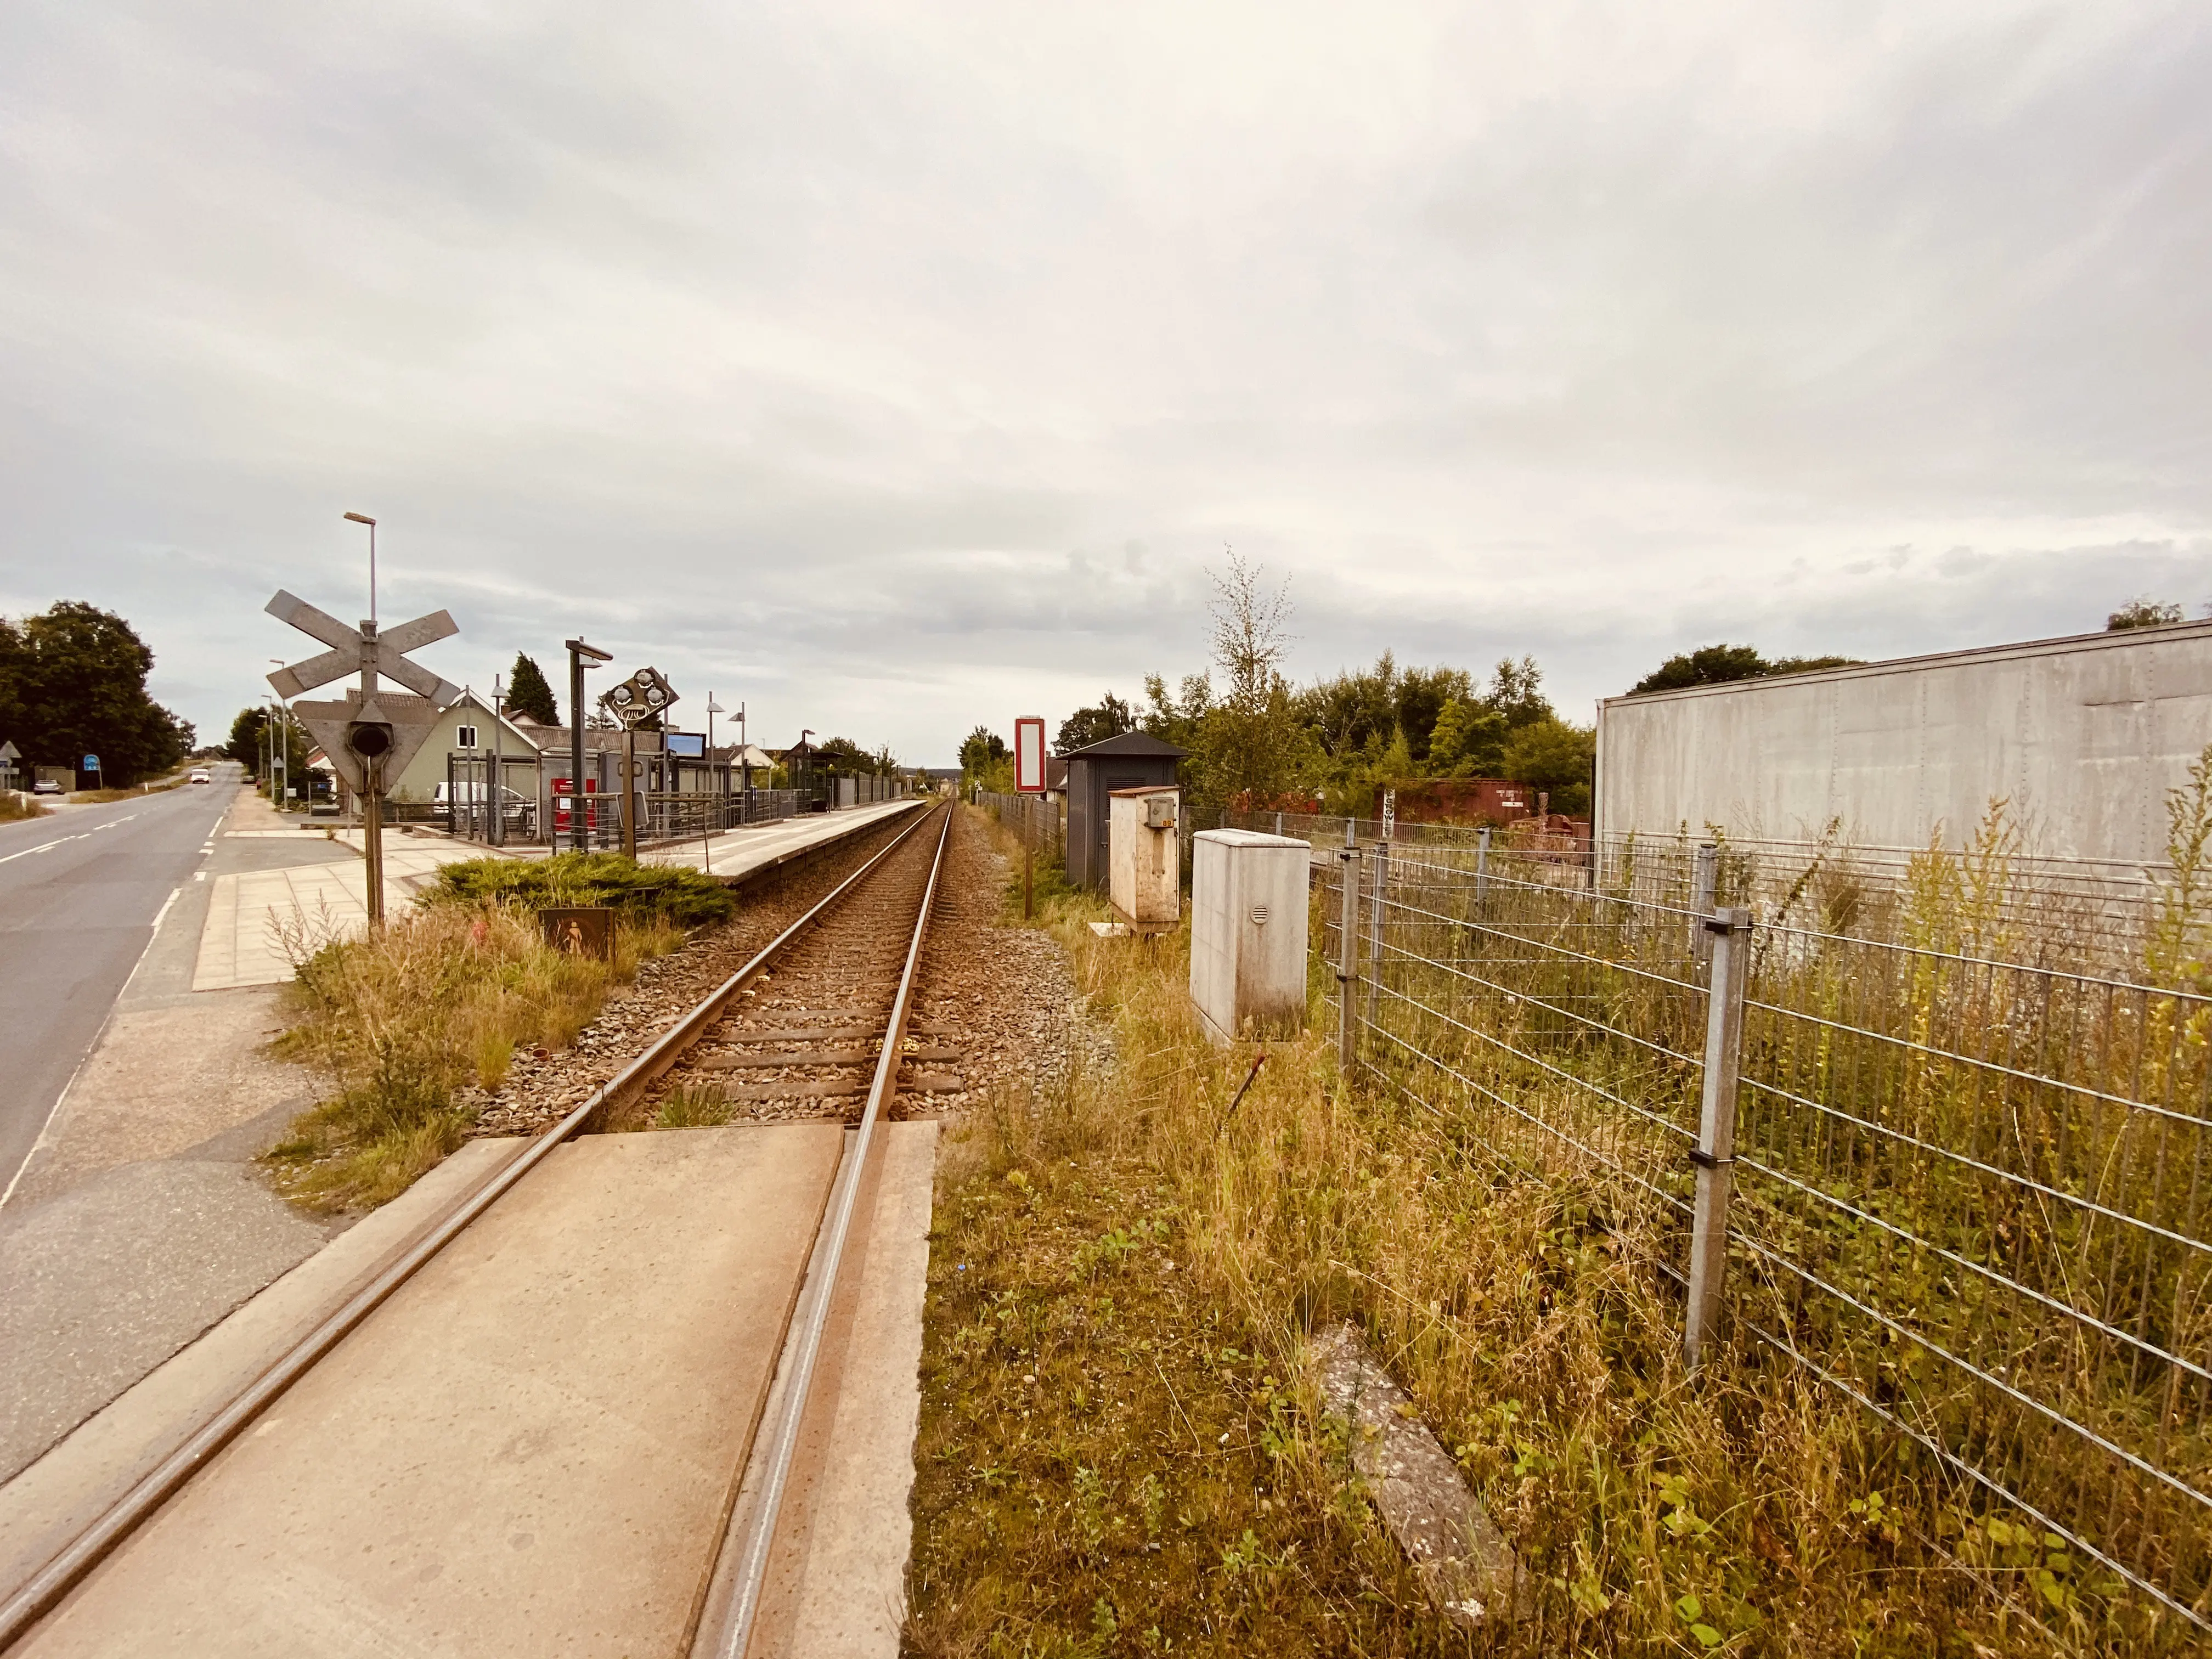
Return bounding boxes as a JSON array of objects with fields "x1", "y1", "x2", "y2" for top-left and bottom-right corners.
[{"x1": 0, "y1": 833, "x2": 89, "y2": 865}]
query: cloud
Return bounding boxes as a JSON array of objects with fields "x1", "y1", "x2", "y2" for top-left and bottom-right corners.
[{"x1": 2, "y1": 1, "x2": 2208, "y2": 757}]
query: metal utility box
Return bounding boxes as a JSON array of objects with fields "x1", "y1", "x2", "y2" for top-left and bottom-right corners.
[
  {"x1": 1061, "y1": 732, "x2": 1188, "y2": 889},
  {"x1": 1109, "y1": 786, "x2": 1181, "y2": 929},
  {"x1": 1190, "y1": 829, "x2": 1310, "y2": 1043}
]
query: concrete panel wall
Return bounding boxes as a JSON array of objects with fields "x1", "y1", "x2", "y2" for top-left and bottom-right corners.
[{"x1": 1596, "y1": 623, "x2": 2212, "y2": 865}]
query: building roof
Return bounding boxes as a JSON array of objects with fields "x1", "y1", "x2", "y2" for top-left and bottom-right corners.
[{"x1": 1059, "y1": 731, "x2": 1189, "y2": 761}]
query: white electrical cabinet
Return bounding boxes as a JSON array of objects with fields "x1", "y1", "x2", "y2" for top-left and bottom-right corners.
[
  {"x1": 1190, "y1": 828, "x2": 1310, "y2": 1043},
  {"x1": 1108, "y1": 786, "x2": 1181, "y2": 929}
]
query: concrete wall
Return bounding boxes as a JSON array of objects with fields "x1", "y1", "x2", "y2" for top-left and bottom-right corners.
[{"x1": 1595, "y1": 622, "x2": 2212, "y2": 866}]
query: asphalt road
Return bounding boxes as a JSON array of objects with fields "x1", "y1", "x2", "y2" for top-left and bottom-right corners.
[{"x1": 0, "y1": 773, "x2": 236, "y2": 1203}]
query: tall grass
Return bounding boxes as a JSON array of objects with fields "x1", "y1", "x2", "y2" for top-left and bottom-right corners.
[
  {"x1": 264, "y1": 900, "x2": 681, "y2": 1209},
  {"x1": 916, "y1": 808, "x2": 2140, "y2": 1652},
  {"x1": 1344, "y1": 775, "x2": 2212, "y2": 1641}
]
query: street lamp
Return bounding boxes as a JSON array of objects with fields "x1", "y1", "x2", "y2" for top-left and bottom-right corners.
[
  {"x1": 489, "y1": 673, "x2": 506, "y2": 848},
  {"x1": 706, "y1": 695, "x2": 726, "y2": 806},
  {"x1": 565, "y1": 637, "x2": 613, "y2": 853},
  {"x1": 267, "y1": 659, "x2": 291, "y2": 810},
  {"x1": 342, "y1": 512, "x2": 377, "y2": 625}
]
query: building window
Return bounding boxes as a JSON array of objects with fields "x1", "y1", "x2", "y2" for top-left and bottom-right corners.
[{"x1": 455, "y1": 724, "x2": 478, "y2": 749}]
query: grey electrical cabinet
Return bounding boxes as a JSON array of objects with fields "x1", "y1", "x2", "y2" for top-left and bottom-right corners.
[{"x1": 1060, "y1": 732, "x2": 1188, "y2": 890}]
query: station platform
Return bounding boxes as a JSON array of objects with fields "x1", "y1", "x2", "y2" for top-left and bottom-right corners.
[
  {"x1": 641, "y1": 795, "x2": 924, "y2": 879},
  {"x1": 190, "y1": 798, "x2": 924, "y2": 991}
]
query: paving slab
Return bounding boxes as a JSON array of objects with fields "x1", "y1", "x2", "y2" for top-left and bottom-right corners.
[
  {"x1": 18, "y1": 1126, "x2": 844, "y2": 1658},
  {"x1": 191, "y1": 840, "x2": 492, "y2": 990},
  {"x1": 0, "y1": 1138, "x2": 527, "y2": 1599}
]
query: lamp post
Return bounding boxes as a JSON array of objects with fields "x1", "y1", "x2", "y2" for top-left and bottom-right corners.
[
  {"x1": 565, "y1": 638, "x2": 613, "y2": 853},
  {"x1": 343, "y1": 512, "x2": 377, "y2": 625},
  {"x1": 489, "y1": 673, "x2": 505, "y2": 848},
  {"x1": 267, "y1": 659, "x2": 292, "y2": 811}
]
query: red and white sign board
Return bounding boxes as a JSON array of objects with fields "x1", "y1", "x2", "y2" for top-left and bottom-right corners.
[{"x1": 1014, "y1": 716, "x2": 1047, "y2": 794}]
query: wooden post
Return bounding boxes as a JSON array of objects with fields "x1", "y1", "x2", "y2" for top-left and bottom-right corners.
[{"x1": 1684, "y1": 906, "x2": 1752, "y2": 1371}]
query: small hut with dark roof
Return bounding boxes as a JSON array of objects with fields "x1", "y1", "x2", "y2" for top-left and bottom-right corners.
[{"x1": 1060, "y1": 731, "x2": 1188, "y2": 889}]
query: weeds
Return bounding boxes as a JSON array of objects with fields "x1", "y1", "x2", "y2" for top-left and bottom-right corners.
[
  {"x1": 908, "y1": 805, "x2": 2179, "y2": 1654},
  {"x1": 428, "y1": 850, "x2": 737, "y2": 928},
  {"x1": 263, "y1": 899, "x2": 682, "y2": 1210}
]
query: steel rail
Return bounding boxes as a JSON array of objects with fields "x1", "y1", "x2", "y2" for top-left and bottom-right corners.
[
  {"x1": 707, "y1": 800, "x2": 954, "y2": 1659},
  {"x1": 0, "y1": 803, "x2": 940, "y2": 1654}
]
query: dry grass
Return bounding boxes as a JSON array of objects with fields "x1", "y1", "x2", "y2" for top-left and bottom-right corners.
[
  {"x1": 262, "y1": 900, "x2": 681, "y2": 1210},
  {"x1": 905, "y1": 808, "x2": 2171, "y2": 1655},
  {"x1": 0, "y1": 793, "x2": 49, "y2": 822}
]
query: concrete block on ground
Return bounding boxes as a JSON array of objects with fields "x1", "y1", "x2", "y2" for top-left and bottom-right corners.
[
  {"x1": 1190, "y1": 828, "x2": 1310, "y2": 1042},
  {"x1": 1312, "y1": 1323, "x2": 1523, "y2": 1628}
]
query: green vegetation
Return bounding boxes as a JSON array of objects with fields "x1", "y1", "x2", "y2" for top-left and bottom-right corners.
[
  {"x1": 506, "y1": 651, "x2": 561, "y2": 724},
  {"x1": 1626, "y1": 642, "x2": 1861, "y2": 696},
  {"x1": 265, "y1": 898, "x2": 684, "y2": 1210},
  {"x1": 0, "y1": 601, "x2": 194, "y2": 786},
  {"x1": 426, "y1": 851, "x2": 737, "y2": 928},
  {"x1": 911, "y1": 808, "x2": 2125, "y2": 1654},
  {"x1": 2108, "y1": 598, "x2": 2200, "y2": 631}
]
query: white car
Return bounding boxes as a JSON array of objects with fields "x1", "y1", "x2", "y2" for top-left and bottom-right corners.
[{"x1": 189, "y1": 768, "x2": 211, "y2": 784}]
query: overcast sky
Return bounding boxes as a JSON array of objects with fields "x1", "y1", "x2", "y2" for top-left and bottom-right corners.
[{"x1": 3, "y1": 2, "x2": 2207, "y2": 762}]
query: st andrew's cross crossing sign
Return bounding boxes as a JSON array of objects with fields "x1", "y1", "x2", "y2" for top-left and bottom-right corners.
[{"x1": 264, "y1": 589, "x2": 460, "y2": 796}]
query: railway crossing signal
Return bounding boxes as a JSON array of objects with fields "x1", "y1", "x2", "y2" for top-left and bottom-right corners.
[
  {"x1": 265, "y1": 588, "x2": 460, "y2": 924},
  {"x1": 599, "y1": 666, "x2": 679, "y2": 858}
]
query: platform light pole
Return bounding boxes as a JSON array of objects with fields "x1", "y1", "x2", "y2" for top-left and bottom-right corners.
[
  {"x1": 343, "y1": 512, "x2": 377, "y2": 625},
  {"x1": 489, "y1": 673, "x2": 506, "y2": 848},
  {"x1": 565, "y1": 638, "x2": 613, "y2": 853},
  {"x1": 704, "y1": 694, "x2": 725, "y2": 871}
]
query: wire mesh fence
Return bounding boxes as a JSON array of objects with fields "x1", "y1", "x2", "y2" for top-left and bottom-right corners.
[
  {"x1": 1246, "y1": 808, "x2": 2171, "y2": 977},
  {"x1": 976, "y1": 790, "x2": 1065, "y2": 863},
  {"x1": 1322, "y1": 830, "x2": 2212, "y2": 1628}
]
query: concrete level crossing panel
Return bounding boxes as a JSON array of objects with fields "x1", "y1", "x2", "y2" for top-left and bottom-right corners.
[{"x1": 16, "y1": 1125, "x2": 844, "y2": 1658}]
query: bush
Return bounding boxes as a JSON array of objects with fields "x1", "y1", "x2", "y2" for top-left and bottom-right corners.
[{"x1": 425, "y1": 851, "x2": 736, "y2": 928}]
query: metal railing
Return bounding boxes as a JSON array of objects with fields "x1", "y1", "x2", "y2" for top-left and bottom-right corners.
[
  {"x1": 1323, "y1": 830, "x2": 2212, "y2": 1628},
  {"x1": 976, "y1": 791, "x2": 1064, "y2": 863}
]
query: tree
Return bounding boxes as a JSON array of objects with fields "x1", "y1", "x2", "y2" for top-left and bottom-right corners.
[
  {"x1": 507, "y1": 653, "x2": 560, "y2": 724},
  {"x1": 2109, "y1": 599, "x2": 2187, "y2": 631},
  {"x1": 960, "y1": 725, "x2": 1009, "y2": 791},
  {"x1": 1056, "y1": 692, "x2": 1134, "y2": 754},
  {"x1": 1427, "y1": 697, "x2": 1508, "y2": 777},
  {"x1": 0, "y1": 602, "x2": 193, "y2": 785},
  {"x1": 1628, "y1": 643, "x2": 1859, "y2": 695},
  {"x1": 1629, "y1": 644, "x2": 1768, "y2": 696},
  {"x1": 1192, "y1": 552, "x2": 1317, "y2": 809},
  {"x1": 1483, "y1": 656, "x2": 1554, "y2": 729},
  {"x1": 1502, "y1": 718, "x2": 1596, "y2": 815},
  {"x1": 227, "y1": 707, "x2": 266, "y2": 770}
]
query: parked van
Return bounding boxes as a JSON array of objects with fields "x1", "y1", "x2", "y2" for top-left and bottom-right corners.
[{"x1": 432, "y1": 781, "x2": 534, "y2": 834}]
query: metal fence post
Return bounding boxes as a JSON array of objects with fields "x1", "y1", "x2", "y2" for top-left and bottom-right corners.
[
  {"x1": 1691, "y1": 842, "x2": 1719, "y2": 968},
  {"x1": 1474, "y1": 825, "x2": 1491, "y2": 907},
  {"x1": 1684, "y1": 905, "x2": 1752, "y2": 1372},
  {"x1": 1336, "y1": 822, "x2": 1358, "y2": 1072},
  {"x1": 1364, "y1": 840, "x2": 1387, "y2": 1026}
]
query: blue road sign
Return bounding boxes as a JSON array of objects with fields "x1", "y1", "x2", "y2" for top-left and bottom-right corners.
[{"x1": 83, "y1": 754, "x2": 99, "y2": 770}]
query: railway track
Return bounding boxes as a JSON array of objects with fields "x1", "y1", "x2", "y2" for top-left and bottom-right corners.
[{"x1": 0, "y1": 799, "x2": 958, "y2": 1657}]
